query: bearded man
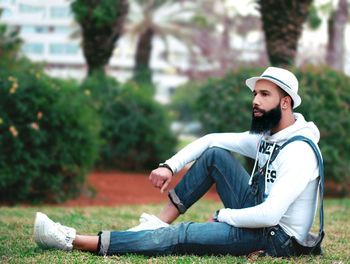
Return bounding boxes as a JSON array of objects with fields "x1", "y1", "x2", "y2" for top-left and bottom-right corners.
[{"x1": 34, "y1": 67, "x2": 324, "y2": 257}]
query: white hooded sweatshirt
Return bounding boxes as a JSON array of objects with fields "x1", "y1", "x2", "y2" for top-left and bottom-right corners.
[{"x1": 165, "y1": 113, "x2": 321, "y2": 242}]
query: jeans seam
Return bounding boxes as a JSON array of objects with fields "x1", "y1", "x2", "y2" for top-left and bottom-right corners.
[
  {"x1": 180, "y1": 169, "x2": 212, "y2": 207},
  {"x1": 212, "y1": 164, "x2": 241, "y2": 208},
  {"x1": 179, "y1": 157, "x2": 244, "y2": 209}
]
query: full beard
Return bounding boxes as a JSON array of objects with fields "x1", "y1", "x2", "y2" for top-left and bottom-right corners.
[{"x1": 250, "y1": 102, "x2": 282, "y2": 134}]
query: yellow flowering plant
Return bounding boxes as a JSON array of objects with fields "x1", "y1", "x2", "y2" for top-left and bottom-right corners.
[{"x1": 0, "y1": 68, "x2": 100, "y2": 203}]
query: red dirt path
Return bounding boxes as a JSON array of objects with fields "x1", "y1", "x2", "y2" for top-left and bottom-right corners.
[
  {"x1": 58, "y1": 169, "x2": 348, "y2": 207},
  {"x1": 61, "y1": 169, "x2": 220, "y2": 206}
]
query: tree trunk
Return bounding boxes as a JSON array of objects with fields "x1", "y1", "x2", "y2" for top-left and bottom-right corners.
[
  {"x1": 258, "y1": 0, "x2": 312, "y2": 67},
  {"x1": 82, "y1": 25, "x2": 117, "y2": 75},
  {"x1": 220, "y1": 15, "x2": 231, "y2": 74},
  {"x1": 133, "y1": 27, "x2": 154, "y2": 85},
  {"x1": 71, "y1": 0, "x2": 129, "y2": 76},
  {"x1": 326, "y1": 0, "x2": 348, "y2": 72}
]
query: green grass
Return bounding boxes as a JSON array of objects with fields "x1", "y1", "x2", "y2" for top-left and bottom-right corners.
[{"x1": 0, "y1": 199, "x2": 349, "y2": 263}]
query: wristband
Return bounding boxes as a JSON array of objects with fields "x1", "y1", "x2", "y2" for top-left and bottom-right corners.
[
  {"x1": 212, "y1": 210, "x2": 220, "y2": 222},
  {"x1": 158, "y1": 163, "x2": 174, "y2": 175}
]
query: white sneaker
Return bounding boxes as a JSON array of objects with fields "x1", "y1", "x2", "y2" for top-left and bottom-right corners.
[
  {"x1": 34, "y1": 212, "x2": 76, "y2": 251},
  {"x1": 127, "y1": 213, "x2": 170, "y2": 232}
]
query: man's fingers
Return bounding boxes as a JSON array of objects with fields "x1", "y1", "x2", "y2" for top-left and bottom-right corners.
[
  {"x1": 149, "y1": 168, "x2": 173, "y2": 191},
  {"x1": 149, "y1": 172, "x2": 159, "y2": 187},
  {"x1": 160, "y1": 178, "x2": 171, "y2": 193},
  {"x1": 156, "y1": 179, "x2": 164, "y2": 188}
]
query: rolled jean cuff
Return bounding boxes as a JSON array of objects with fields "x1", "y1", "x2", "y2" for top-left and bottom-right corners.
[
  {"x1": 97, "y1": 230, "x2": 111, "y2": 256},
  {"x1": 168, "y1": 189, "x2": 187, "y2": 214}
]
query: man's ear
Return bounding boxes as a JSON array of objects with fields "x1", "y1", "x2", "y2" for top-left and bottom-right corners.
[{"x1": 281, "y1": 96, "x2": 291, "y2": 109}]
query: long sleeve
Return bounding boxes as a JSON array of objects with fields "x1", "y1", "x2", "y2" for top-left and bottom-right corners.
[
  {"x1": 217, "y1": 141, "x2": 319, "y2": 228},
  {"x1": 165, "y1": 132, "x2": 261, "y2": 174}
]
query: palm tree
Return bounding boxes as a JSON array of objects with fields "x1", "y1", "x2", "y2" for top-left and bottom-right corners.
[
  {"x1": 257, "y1": 0, "x2": 312, "y2": 67},
  {"x1": 326, "y1": 0, "x2": 349, "y2": 71},
  {"x1": 127, "y1": 0, "x2": 196, "y2": 85},
  {"x1": 71, "y1": 0, "x2": 128, "y2": 76},
  {"x1": 191, "y1": 1, "x2": 264, "y2": 78}
]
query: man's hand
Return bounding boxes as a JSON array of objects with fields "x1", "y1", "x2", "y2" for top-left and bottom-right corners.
[{"x1": 149, "y1": 167, "x2": 173, "y2": 193}]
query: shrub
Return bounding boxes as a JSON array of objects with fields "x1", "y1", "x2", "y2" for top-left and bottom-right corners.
[
  {"x1": 295, "y1": 66, "x2": 350, "y2": 188},
  {"x1": 0, "y1": 23, "x2": 22, "y2": 71},
  {"x1": 196, "y1": 67, "x2": 264, "y2": 133},
  {"x1": 195, "y1": 66, "x2": 350, "y2": 193},
  {"x1": 80, "y1": 73, "x2": 177, "y2": 171},
  {"x1": 169, "y1": 81, "x2": 202, "y2": 122},
  {"x1": 0, "y1": 68, "x2": 100, "y2": 203}
]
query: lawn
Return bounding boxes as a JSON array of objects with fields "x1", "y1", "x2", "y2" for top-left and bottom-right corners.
[{"x1": 0, "y1": 199, "x2": 349, "y2": 263}]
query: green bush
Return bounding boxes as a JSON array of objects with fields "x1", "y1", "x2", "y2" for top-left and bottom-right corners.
[
  {"x1": 296, "y1": 66, "x2": 350, "y2": 187},
  {"x1": 169, "y1": 81, "x2": 202, "y2": 122},
  {"x1": 195, "y1": 66, "x2": 350, "y2": 192},
  {"x1": 0, "y1": 68, "x2": 100, "y2": 203},
  {"x1": 80, "y1": 73, "x2": 177, "y2": 171},
  {"x1": 196, "y1": 67, "x2": 263, "y2": 133},
  {"x1": 0, "y1": 23, "x2": 22, "y2": 71}
]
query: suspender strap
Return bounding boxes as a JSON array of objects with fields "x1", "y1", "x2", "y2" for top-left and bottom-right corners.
[{"x1": 269, "y1": 135, "x2": 324, "y2": 237}]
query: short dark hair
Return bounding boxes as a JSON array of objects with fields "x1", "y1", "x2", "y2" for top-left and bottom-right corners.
[{"x1": 277, "y1": 86, "x2": 294, "y2": 108}]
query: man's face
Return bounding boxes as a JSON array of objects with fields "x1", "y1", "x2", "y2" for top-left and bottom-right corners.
[{"x1": 250, "y1": 80, "x2": 282, "y2": 134}]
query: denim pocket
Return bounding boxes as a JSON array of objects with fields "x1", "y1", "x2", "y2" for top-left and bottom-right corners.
[{"x1": 267, "y1": 226, "x2": 295, "y2": 257}]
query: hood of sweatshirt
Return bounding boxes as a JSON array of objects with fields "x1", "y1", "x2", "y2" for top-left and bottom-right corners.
[{"x1": 262, "y1": 113, "x2": 320, "y2": 145}]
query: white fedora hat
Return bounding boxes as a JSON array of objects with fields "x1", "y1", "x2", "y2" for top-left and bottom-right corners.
[{"x1": 245, "y1": 67, "x2": 301, "y2": 109}]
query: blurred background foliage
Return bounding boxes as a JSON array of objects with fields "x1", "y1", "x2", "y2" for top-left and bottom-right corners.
[
  {"x1": 80, "y1": 72, "x2": 176, "y2": 171},
  {"x1": 0, "y1": 56, "x2": 100, "y2": 203},
  {"x1": 296, "y1": 66, "x2": 350, "y2": 196},
  {"x1": 1, "y1": 0, "x2": 350, "y2": 203}
]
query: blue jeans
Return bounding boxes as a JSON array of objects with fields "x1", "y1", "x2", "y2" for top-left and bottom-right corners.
[{"x1": 98, "y1": 147, "x2": 295, "y2": 257}]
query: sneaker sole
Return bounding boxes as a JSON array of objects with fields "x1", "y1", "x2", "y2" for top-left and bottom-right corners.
[{"x1": 34, "y1": 212, "x2": 48, "y2": 249}]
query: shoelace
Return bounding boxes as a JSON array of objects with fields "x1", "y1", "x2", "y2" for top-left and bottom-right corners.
[{"x1": 53, "y1": 222, "x2": 72, "y2": 244}]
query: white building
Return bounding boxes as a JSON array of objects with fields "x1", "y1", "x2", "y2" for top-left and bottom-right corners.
[
  {"x1": 1, "y1": 0, "x2": 84, "y2": 78},
  {"x1": 0, "y1": 0, "x2": 190, "y2": 103},
  {"x1": 2, "y1": 0, "x2": 347, "y2": 104}
]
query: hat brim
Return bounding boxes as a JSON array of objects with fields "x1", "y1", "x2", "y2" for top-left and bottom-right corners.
[{"x1": 246, "y1": 76, "x2": 301, "y2": 109}]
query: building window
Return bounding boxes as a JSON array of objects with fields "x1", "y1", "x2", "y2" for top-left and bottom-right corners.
[
  {"x1": 1, "y1": 8, "x2": 12, "y2": 17},
  {"x1": 21, "y1": 25, "x2": 69, "y2": 34},
  {"x1": 35, "y1": 26, "x2": 49, "y2": 33},
  {"x1": 50, "y1": 44, "x2": 65, "y2": 54},
  {"x1": 20, "y1": 25, "x2": 35, "y2": 34},
  {"x1": 22, "y1": 43, "x2": 44, "y2": 54},
  {"x1": 66, "y1": 44, "x2": 79, "y2": 54},
  {"x1": 0, "y1": 0, "x2": 16, "y2": 4},
  {"x1": 49, "y1": 43, "x2": 79, "y2": 55},
  {"x1": 20, "y1": 25, "x2": 50, "y2": 34},
  {"x1": 53, "y1": 26, "x2": 70, "y2": 34},
  {"x1": 50, "y1": 6, "x2": 72, "y2": 18},
  {"x1": 19, "y1": 4, "x2": 45, "y2": 14}
]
